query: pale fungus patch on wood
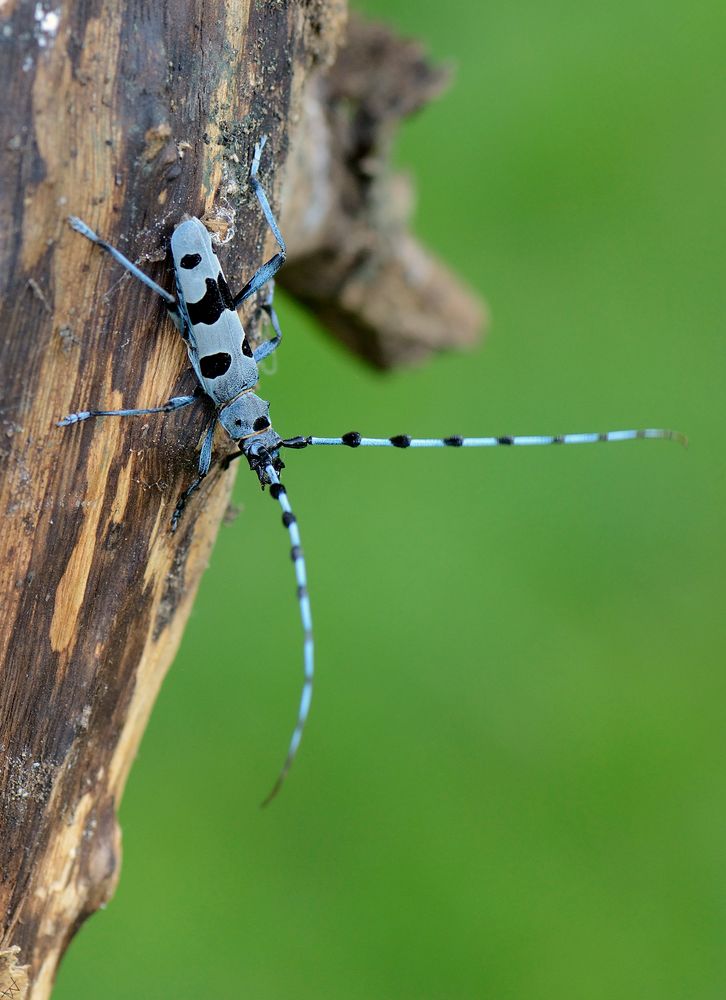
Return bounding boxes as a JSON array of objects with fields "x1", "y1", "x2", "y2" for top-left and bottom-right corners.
[{"x1": 0, "y1": 947, "x2": 30, "y2": 1000}]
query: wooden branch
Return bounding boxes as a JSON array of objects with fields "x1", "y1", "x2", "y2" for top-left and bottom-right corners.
[
  {"x1": 281, "y1": 14, "x2": 486, "y2": 367},
  {"x1": 0, "y1": 2, "x2": 483, "y2": 995}
]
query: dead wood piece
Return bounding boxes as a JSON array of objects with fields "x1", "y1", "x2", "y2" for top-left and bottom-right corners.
[
  {"x1": 0, "y1": 2, "x2": 484, "y2": 996},
  {"x1": 281, "y1": 14, "x2": 486, "y2": 368},
  {"x1": 0, "y1": 2, "x2": 346, "y2": 995}
]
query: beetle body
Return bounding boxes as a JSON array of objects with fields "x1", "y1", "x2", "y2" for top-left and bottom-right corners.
[{"x1": 170, "y1": 217, "x2": 277, "y2": 446}]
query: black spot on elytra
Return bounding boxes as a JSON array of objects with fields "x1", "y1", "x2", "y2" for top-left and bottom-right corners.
[
  {"x1": 217, "y1": 272, "x2": 235, "y2": 310},
  {"x1": 180, "y1": 253, "x2": 202, "y2": 269},
  {"x1": 253, "y1": 416, "x2": 270, "y2": 432},
  {"x1": 241, "y1": 339, "x2": 254, "y2": 358},
  {"x1": 200, "y1": 352, "x2": 232, "y2": 378},
  {"x1": 187, "y1": 276, "x2": 234, "y2": 326}
]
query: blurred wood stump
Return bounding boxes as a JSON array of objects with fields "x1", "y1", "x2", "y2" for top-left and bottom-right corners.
[{"x1": 0, "y1": 3, "x2": 484, "y2": 995}]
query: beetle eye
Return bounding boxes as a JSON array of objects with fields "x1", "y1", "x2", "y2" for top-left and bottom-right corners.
[{"x1": 253, "y1": 416, "x2": 270, "y2": 432}]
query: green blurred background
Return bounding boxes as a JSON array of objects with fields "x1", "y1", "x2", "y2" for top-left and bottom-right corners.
[{"x1": 56, "y1": 1, "x2": 724, "y2": 997}]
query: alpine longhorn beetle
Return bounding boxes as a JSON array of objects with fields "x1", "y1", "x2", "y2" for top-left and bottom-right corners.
[{"x1": 59, "y1": 137, "x2": 685, "y2": 804}]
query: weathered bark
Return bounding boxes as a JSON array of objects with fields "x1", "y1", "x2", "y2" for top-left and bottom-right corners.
[{"x1": 0, "y1": 2, "x2": 484, "y2": 995}]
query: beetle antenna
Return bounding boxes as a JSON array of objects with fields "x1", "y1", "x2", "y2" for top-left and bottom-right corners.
[{"x1": 260, "y1": 464, "x2": 314, "y2": 806}]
